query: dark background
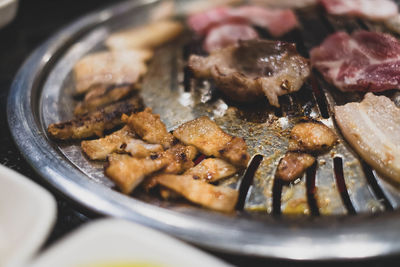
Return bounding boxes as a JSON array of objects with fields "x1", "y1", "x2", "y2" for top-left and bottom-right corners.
[{"x1": 1, "y1": 0, "x2": 399, "y2": 266}]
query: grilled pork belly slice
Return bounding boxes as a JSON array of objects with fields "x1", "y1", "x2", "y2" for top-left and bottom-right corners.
[
  {"x1": 288, "y1": 121, "x2": 338, "y2": 153},
  {"x1": 105, "y1": 20, "x2": 183, "y2": 50},
  {"x1": 310, "y1": 31, "x2": 400, "y2": 92},
  {"x1": 73, "y1": 50, "x2": 152, "y2": 94},
  {"x1": 47, "y1": 97, "x2": 143, "y2": 140},
  {"x1": 124, "y1": 140, "x2": 163, "y2": 158},
  {"x1": 319, "y1": 0, "x2": 398, "y2": 21},
  {"x1": 122, "y1": 108, "x2": 175, "y2": 149},
  {"x1": 249, "y1": 0, "x2": 317, "y2": 8},
  {"x1": 184, "y1": 158, "x2": 237, "y2": 182},
  {"x1": 160, "y1": 144, "x2": 198, "y2": 174},
  {"x1": 189, "y1": 39, "x2": 310, "y2": 107},
  {"x1": 81, "y1": 126, "x2": 134, "y2": 160},
  {"x1": 153, "y1": 174, "x2": 239, "y2": 212},
  {"x1": 105, "y1": 154, "x2": 168, "y2": 194},
  {"x1": 74, "y1": 84, "x2": 136, "y2": 116},
  {"x1": 334, "y1": 93, "x2": 400, "y2": 183},
  {"x1": 276, "y1": 152, "x2": 315, "y2": 182},
  {"x1": 173, "y1": 116, "x2": 250, "y2": 168}
]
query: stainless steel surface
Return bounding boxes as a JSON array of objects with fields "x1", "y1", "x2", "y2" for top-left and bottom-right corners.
[{"x1": 7, "y1": 0, "x2": 400, "y2": 260}]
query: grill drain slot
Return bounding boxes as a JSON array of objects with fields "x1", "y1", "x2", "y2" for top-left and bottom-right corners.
[
  {"x1": 306, "y1": 163, "x2": 320, "y2": 216},
  {"x1": 334, "y1": 157, "x2": 356, "y2": 215},
  {"x1": 236, "y1": 154, "x2": 263, "y2": 211}
]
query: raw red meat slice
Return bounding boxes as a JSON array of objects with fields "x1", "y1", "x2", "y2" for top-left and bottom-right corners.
[{"x1": 310, "y1": 31, "x2": 400, "y2": 92}]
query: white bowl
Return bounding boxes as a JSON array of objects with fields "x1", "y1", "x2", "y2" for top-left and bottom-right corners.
[
  {"x1": 28, "y1": 219, "x2": 232, "y2": 267},
  {"x1": 0, "y1": 0, "x2": 18, "y2": 29},
  {"x1": 0, "y1": 164, "x2": 56, "y2": 267}
]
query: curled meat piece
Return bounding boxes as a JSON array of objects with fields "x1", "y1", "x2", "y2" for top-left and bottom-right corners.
[
  {"x1": 189, "y1": 39, "x2": 310, "y2": 107},
  {"x1": 122, "y1": 108, "x2": 175, "y2": 149},
  {"x1": 47, "y1": 97, "x2": 143, "y2": 140},
  {"x1": 173, "y1": 116, "x2": 250, "y2": 168},
  {"x1": 288, "y1": 121, "x2": 338, "y2": 153},
  {"x1": 276, "y1": 152, "x2": 315, "y2": 182},
  {"x1": 73, "y1": 50, "x2": 152, "y2": 94},
  {"x1": 152, "y1": 174, "x2": 239, "y2": 212},
  {"x1": 159, "y1": 144, "x2": 198, "y2": 174}
]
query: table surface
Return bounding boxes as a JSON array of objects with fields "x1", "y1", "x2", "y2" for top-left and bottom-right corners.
[{"x1": 1, "y1": 1, "x2": 400, "y2": 266}]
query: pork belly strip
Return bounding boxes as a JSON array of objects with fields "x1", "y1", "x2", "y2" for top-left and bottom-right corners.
[
  {"x1": 189, "y1": 39, "x2": 310, "y2": 107},
  {"x1": 173, "y1": 116, "x2": 250, "y2": 168},
  {"x1": 74, "y1": 84, "x2": 136, "y2": 116},
  {"x1": 105, "y1": 20, "x2": 183, "y2": 50},
  {"x1": 81, "y1": 125, "x2": 163, "y2": 160},
  {"x1": 184, "y1": 158, "x2": 237, "y2": 182},
  {"x1": 310, "y1": 31, "x2": 400, "y2": 92},
  {"x1": 105, "y1": 154, "x2": 168, "y2": 194},
  {"x1": 73, "y1": 49, "x2": 152, "y2": 94},
  {"x1": 334, "y1": 93, "x2": 400, "y2": 182},
  {"x1": 319, "y1": 0, "x2": 398, "y2": 21},
  {"x1": 276, "y1": 152, "x2": 315, "y2": 182},
  {"x1": 153, "y1": 174, "x2": 239, "y2": 212},
  {"x1": 122, "y1": 107, "x2": 175, "y2": 149},
  {"x1": 47, "y1": 97, "x2": 143, "y2": 140},
  {"x1": 160, "y1": 144, "x2": 198, "y2": 174}
]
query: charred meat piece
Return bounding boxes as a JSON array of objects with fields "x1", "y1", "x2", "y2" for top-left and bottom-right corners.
[
  {"x1": 189, "y1": 39, "x2": 310, "y2": 107},
  {"x1": 73, "y1": 50, "x2": 152, "y2": 94},
  {"x1": 173, "y1": 116, "x2": 250, "y2": 167},
  {"x1": 334, "y1": 93, "x2": 400, "y2": 183},
  {"x1": 81, "y1": 126, "x2": 135, "y2": 160},
  {"x1": 160, "y1": 144, "x2": 198, "y2": 174},
  {"x1": 47, "y1": 97, "x2": 143, "y2": 140},
  {"x1": 288, "y1": 121, "x2": 338, "y2": 153},
  {"x1": 122, "y1": 108, "x2": 175, "y2": 149},
  {"x1": 152, "y1": 174, "x2": 239, "y2": 212},
  {"x1": 276, "y1": 152, "x2": 315, "y2": 182},
  {"x1": 310, "y1": 31, "x2": 400, "y2": 92},
  {"x1": 184, "y1": 158, "x2": 237, "y2": 182},
  {"x1": 105, "y1": 154, "x2": 168, "y2": 194},
  {"x1": 187, "y1": 5, "x2": 298, "y2": 37},
  {"x1": 319, "y1": 0, "x2": 398, "y2": 21},
  {"x1": 74, "y1": 84, "x2": 136, "y2": 116},
  {"x1": 249, "y1": 0, "x2": 317, "y2": 8},
  {"x1": 203, "y1": 23, "x2": 259, "y2": 53},
  {"x1": 105, "y1": 20, "x2": 183, "y2": 50}
]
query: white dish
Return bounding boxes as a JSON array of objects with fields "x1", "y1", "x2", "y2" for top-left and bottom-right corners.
[
  {"x1": 28, "y1": 219, "x2": 232, "y2": 267},
  {"x1": 0, "y1": 0, "x2": 18, "y2": 29},
  {"x1": 0, "y1": 164, "x2": 56, "y2": 267}
]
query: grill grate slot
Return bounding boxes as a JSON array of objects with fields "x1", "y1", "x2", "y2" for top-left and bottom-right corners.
[
  {"x1": 333, "y1": 157, "x2": 356, "y2": 215},
  {"x1": 306, "y1": 163, "x2": 320, "y2": 216},
  {"x1": 236, "y1": 155, "x2": 263, "y2": 210}
]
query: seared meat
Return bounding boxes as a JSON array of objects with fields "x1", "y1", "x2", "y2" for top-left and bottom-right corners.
[
  {"x1": 152, "y1": 174, "x2": 239, "y2": 212},
  {"x1": 47, "y1": 97, "x2": 143, "y2": 140},
  {"x1": 74, "y1": 84, "x2": 136, "y2": 116},
  {"x1": 160, "y1": 144, "x2": 198, "y2": 174},
  {"x1": 189, "y1": 39, "x2": 310, "y2": 107},
  {"x1": 122, "y1": 108, "x2": 175, "y2": 149},
  {"x1": 184, "y1": 158, "x2": 237, "y2": 182},
  {"x1": 73, "y1": 49, "x2": 152, "y2": 94},
  {"x1": 105, "y1": 154, "x2": 168, "y2": 194},
  {"x1": 335, "y1": 93, "x2": 400, "y2": 183},
  {"x1": 173, "y1": 116, "x2": 250, "y2": 167},
  {"x1": 276, "y1": 152, "x2": 315, "y2": 182},
  {"x1": 105, "y1": 20, "x2": 183, "y2": 50},
  {"x1": 81, "y1": 126, "x2": 134, "y2": 160},
  {"x1": 288, "y1": 121, "x2": 338, "y2": 153},
  {"x1": 249, "y1": 0, "x2": 317, "y2": 8}
]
